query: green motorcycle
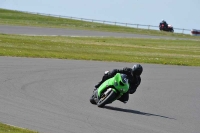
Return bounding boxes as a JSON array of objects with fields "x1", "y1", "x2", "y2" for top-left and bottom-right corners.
[{"x1": 90, "y1": 73, "x2": 129, "y2": 107}]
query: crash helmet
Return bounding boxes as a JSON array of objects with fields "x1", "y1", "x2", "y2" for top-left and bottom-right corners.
[
  {"x1": 132, "y1": 64, "x2": 143, "y2": 76},
  {"x1": 162, "y1": 19, "x2": 166, "y2": 23}
]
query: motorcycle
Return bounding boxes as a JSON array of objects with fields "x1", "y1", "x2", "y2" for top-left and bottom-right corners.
[
  {"x1": 191, "y1": 29, "x2": 200, "y2": 36},
  {"x1": 90, "y1": 73, "x2": 129, "y2": 107},
  {"x1": 159, "y1": 24, "x2": 174, "y2": 32}
]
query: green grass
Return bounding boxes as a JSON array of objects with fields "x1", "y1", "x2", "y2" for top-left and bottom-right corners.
[
  {"x1": 0, "y1": 34, "x2": 200, "y2": 66},
  {"x1": 0, "y1": 8, "x2": 200, "y2": 40},
  {"x1": 0, "y1": 123, "x2": 38, "y2": 133}
]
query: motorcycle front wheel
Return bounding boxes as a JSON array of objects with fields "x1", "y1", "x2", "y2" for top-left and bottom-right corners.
[
  {"x1": 90, "y1": 94, "x2": 97, "y2": 105},
  {"x1": 97, "y1": 89, "x2": 118, "y2": 108}
]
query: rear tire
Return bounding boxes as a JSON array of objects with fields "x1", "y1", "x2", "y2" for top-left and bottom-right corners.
[{"x1": 97, "y1": 89, "x2": 118, "y2": 108}]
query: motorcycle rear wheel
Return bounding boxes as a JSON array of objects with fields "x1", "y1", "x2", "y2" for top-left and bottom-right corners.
[{"x1": 97, "y1": 89, "x2": 118, "y2": 108}]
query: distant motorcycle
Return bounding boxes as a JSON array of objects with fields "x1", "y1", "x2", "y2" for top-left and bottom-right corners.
[
  {"x1": 191, "y1": 29, "x2": 200, "y2": 36},
  {"x1": 159, "y1": 24, "x2": 174, "y2": 32}
]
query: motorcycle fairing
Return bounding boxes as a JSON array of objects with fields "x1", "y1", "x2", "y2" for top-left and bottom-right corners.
[{"x1": 97, "y1": 73, "x2": 129, "y2": 98}]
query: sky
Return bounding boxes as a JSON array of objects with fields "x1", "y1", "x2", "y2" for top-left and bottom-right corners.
[{"x1": 0, "y1": 0, "x2": 200, "y2": 34}]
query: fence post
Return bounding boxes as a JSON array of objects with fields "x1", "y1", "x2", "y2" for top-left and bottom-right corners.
[
  {"x1": 182, "y1": 29, "x2": 185, "y2": 34},
  {"x1": 115, "y1": 22, "x2": 116, "y2": 25},
  {"x1": 126, "y1": 23, "x2": 127, "y2": 26},
  {"x1": 137, "y1": 24, "x2": 138, "y2": 28},
  {"x1": 148, "y1": 25, "x2": 150, "y2": 30}
]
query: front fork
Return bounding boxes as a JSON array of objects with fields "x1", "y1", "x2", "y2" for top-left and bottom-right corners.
[
  {"x1": 98, "y1": 88, "x2": 121, "y2": 103},
  {"x1": 94, "y1": 88, "x2": 112, "y2": 104}
]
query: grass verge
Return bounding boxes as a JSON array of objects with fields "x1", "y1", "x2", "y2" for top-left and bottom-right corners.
[
  {"x1": 0, "y1": 122, "x2": 38, "y2": 133},
  {"x1": 0, "y1": 34, "x2": 200, "y2": 66}
]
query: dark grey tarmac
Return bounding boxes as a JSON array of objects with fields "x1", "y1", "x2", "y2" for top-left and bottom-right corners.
[
  {"x1": 0, "y1": 25, "x2": 186, "y2": 40},
  {"x1": 0, "y1": 57, "x2": 199, "y2": 133}
]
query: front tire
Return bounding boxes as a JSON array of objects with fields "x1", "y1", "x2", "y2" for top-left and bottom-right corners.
[
  {"x1": 90, "y1": 95, "x2": 96, "y2": 104},
  {"x1": 90, "y1": 91, "x2": 97, "y2": 105},
  {"x1": 97, "y1": 89, "x2": 118, "y2": 108}
]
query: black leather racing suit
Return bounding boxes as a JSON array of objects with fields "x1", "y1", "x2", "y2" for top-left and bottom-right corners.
[
  {"x1": 95, "y1": 67, "x2": 141, "y2": 103},
  {"x1": 159, "y1": 21, "x2": 168, "y2": 30}
]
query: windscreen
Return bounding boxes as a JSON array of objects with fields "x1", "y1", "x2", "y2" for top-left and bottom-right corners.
[{"x1": 120, "y1": 74, "x2": 128, "y2": 84}]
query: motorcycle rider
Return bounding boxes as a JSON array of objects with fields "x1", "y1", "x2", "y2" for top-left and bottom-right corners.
[
  {"x1": 159, "y1": 19, "x2": 168, "y2": 30},
  {"x1": 93, "y1": 64, "x2": 143, "y2": 104}
]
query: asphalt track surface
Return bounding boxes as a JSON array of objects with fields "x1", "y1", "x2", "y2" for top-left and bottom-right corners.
[
  {"x1": 0, "y1": 25, "x2": 187, "y2": 39},
  {"x1": 0, "y1": 26, "x2": 200, "y2": 133}
]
